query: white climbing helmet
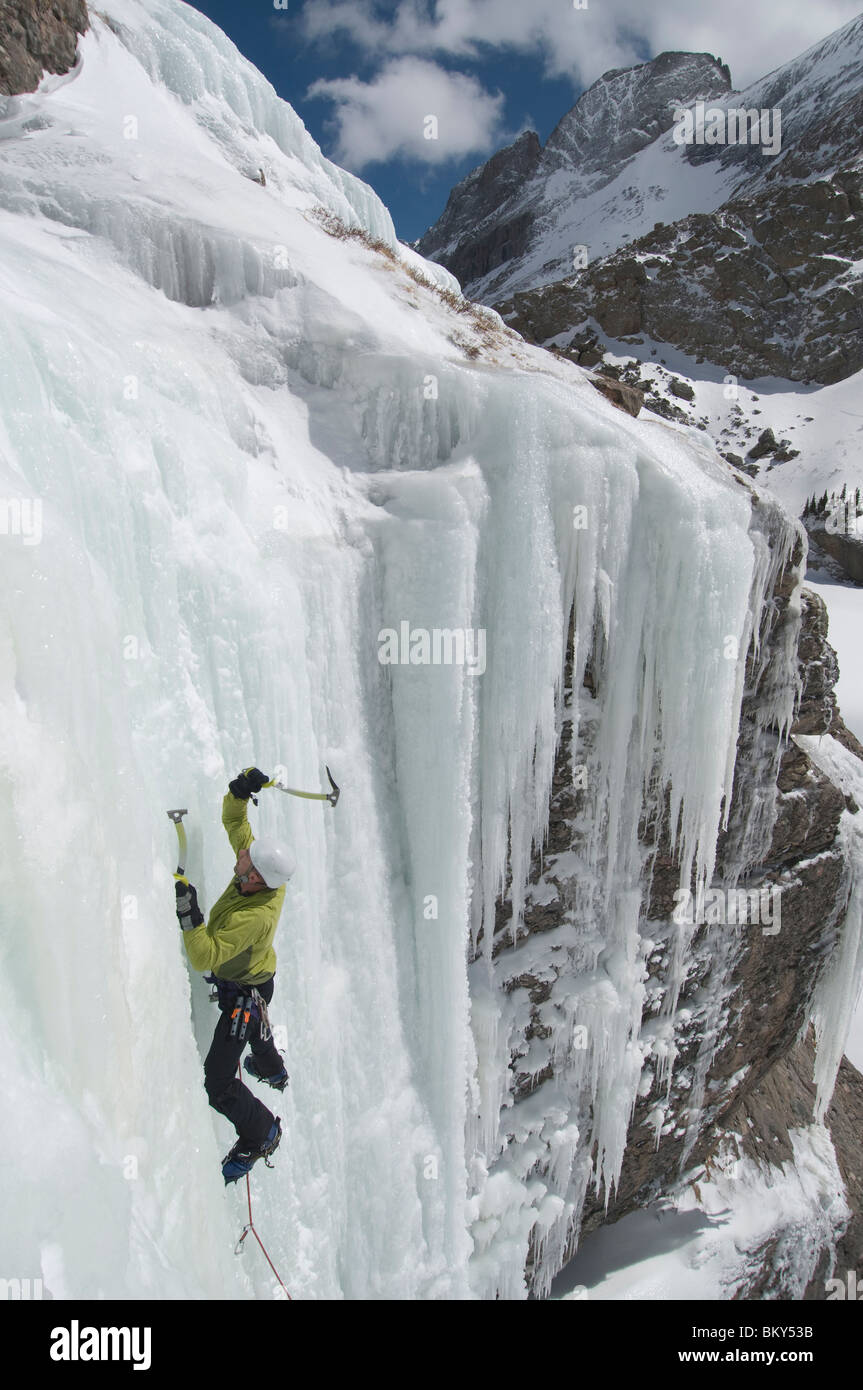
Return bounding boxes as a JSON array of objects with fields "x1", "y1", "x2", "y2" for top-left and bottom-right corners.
[{"x1": 249, "y1": 837, "x2": 295, "y2": 888}]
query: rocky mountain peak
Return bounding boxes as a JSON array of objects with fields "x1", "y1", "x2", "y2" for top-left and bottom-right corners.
[
  {"x1": 543, "y1": 50, "x2": 731, "y2": 178},
  {"x1": 418, "y1": 128, "x2": 541, "y2": 261},
  {"x1": 416, "y1": 47, "x2": 733, "y2": 294}
]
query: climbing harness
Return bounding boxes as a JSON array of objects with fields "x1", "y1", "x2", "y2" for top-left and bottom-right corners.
[{"x1": 205, "y1": 976, "x2": 273, "y2": 1044}]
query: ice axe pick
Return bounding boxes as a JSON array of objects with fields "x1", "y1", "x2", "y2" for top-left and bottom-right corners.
[{"x1": 262, "y1": 766, "x2": 340, "y2": 807}]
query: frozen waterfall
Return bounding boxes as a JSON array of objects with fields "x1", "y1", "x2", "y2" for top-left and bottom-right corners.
[{"x1": 0, "y1": 0, "x2": 849, "y2": 1301}]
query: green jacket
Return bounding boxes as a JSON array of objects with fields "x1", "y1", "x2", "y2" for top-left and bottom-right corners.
[{"x1": 181, "y1": 793, "x2": 286, "y2": 985}]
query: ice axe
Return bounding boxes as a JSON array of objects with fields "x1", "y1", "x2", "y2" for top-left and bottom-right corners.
[
  {"x1": 167, "y1": 808, "x2": 189, "y2": 883},
  {"x1": 262, "y1": 766, "x2": 340, "y2": 807}
]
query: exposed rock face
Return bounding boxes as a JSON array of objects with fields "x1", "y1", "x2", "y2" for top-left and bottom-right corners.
[
  {"x1": 821, "y1": 1053, "x2": 863, "y2": 1288},
  {"x1": 791, "y1": 587, "x2": 850, "y2": 745},
  {"x1": 810, "y1": 527, "x2": 863, "y2": 585},
  {"x1": 747, "y1": 428, "x2": 799, "y2": 463},
  {"x1": 0, "y1": 0, "x2": 88, "y2": 97},
  {"x1": 587, "y1": 372, "x2": 643, "y2": 417},
  {"x1": 542, "y1": 50, "x2": 731, "y2": 178},
  {"x1": 414, "y1": 131, "x2": 542, "y2": 288},
  {"x1": 416, "y1": 51, "x2": 731, "y2": 297},
  {"x1": 726, "y1": 1032, "x2": 863, "y2": 1298},
  {"x1": 496, "y1": 171, "x2": 863, "y2": 386}
]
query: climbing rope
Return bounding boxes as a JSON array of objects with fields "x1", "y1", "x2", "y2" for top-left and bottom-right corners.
[
  {"x1": 234, "y1": 1173, "x2": 292, "y2": 1299},
  {"x1": 232, "y1": 1065, "x2": 292, "y2": 1300}
]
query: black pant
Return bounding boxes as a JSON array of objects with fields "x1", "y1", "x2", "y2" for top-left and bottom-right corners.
[{"x1": 204, "y1": 976, "x2": 281, "y2": 1147}]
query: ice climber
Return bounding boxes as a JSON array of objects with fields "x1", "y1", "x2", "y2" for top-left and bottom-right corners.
[{"x1": 175, "y1": 766, "x2": 295, "y2": 1184}]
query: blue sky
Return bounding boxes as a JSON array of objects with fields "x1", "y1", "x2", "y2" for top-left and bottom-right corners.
[{"x1": 186, "y1": 0, "x2": 861, "y2": 244}]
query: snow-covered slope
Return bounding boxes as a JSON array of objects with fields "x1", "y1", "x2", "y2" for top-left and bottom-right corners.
[
  {"x1": 685, "y1": 11, "x2": 863, "y2": 183},
  {"x1": 0, "y1": 0, "x2": 856, "y2": 1300},
  {"x1": 554, "y1": 1124, "x2": 849, "y2": 1301},
  {"x1": 588, "y1": 341, "x2": 863, "y2": 528}
]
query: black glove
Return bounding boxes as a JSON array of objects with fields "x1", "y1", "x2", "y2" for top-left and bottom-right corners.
[
  {"x1": 229, "y1": 766, "x2": 269, "y2": 800},
  {"x1": 175, "y1": 880, "x2": 204, "y2": 932}
]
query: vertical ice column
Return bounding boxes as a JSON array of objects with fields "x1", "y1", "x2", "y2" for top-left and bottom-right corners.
[{"x1": 367, "y1": 456, "x2": 493, "y2": 1291}]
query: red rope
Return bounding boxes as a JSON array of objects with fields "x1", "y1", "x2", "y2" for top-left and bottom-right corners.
[{"x1": 232, "y1": 1065, "x2": 292, "y2": 1300}]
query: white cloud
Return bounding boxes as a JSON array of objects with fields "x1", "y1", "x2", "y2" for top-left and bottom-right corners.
[
  {"x1": 306, "y1": 56, "x2": 507, "y2": 168},
  {"x1": 300, "y1": 0, "x2": 862, "y2": 90}
]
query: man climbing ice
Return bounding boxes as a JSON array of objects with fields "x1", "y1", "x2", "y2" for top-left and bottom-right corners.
[{"x1": 174, "y1": 766, "x2": 295, "y2": 1184}]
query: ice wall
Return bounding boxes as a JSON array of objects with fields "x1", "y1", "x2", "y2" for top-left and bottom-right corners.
[
  {"x1": 463, "y1": 461, "x2": 807, "y2": 1298},
  {"x1": 0, "y1": 0, "x2": 841, "y2": 1301}
]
